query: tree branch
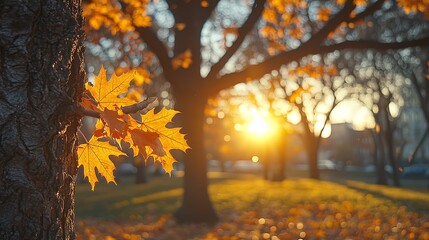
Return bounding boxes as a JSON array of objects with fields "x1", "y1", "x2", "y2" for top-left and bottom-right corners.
[
  {"x1": 316, "y1": 98, "x2": 338, "y2": 143},
  {"x1": 205, "y1": 0, "x2": 266, "y2": 80},
  {"x1": 318, "y1": 37, "x2": 429, "y2": 54},
  {"x1": 117, "y1": 0, "x2": 174, "y2": 81},
  {"x1": 407, "y1": 127, "x2": 429, "y2": 163},
  {"x1": 134, "y1": 26, "x2": 174, "y2": 80},
  {"x1": 79, "y1": 97, "x2": 157, "y2": 118},
  {"x1": 305, "y1": 0, "x2": 355, "y2": 47},
  {"x1": 209, "y1": 36, "x2": 429, "y2": 96},
  {"x1": 346, "y1": 0, "x2": 385, "y2": 23},
  {"x1": 409, "y1": 72, "x2": 429, "y2": 122},
  {"x1": 201, "y1": 0, "x2": 221, "y2": 23},
  {"x1": 121, "y1": 97, "x2": 157, "y2": 113}
]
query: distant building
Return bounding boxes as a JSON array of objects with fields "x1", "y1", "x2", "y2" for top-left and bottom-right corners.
[{"x1": 321, "y1": 123, "x2": 374, "y2": 168}]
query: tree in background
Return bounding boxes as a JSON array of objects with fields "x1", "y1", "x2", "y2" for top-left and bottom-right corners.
[
  {"x1": 395, "y1": 49, "x2": 429, "y2": 162},
  {"x1": 83, "y1": 0, "x2": 429, "y2": 223},
  {"x1": 351, "y1": 50, "x2": 413, "y2": 186}
]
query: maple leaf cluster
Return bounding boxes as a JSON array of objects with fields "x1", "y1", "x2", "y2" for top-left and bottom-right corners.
[{"x1": 78, "y1": 67, "x2": 190, "y2": 190}]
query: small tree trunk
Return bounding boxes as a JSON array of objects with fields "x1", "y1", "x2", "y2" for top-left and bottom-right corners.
[
  {"x1": 373, "y1": 130, "x2": 388, "y2": 185},
  {"x1": 308, "y1": 145, "x2": 320, "y2": 179},
  {"x1": 262, "y1": 145, "x2": 270, "y2": 180},
  {"x1": 218, "y1": 159, "x2": 226, "y2": 172},
  {"x1": 272, "y1": 134, "x2": 286, "y2": 181},
  {"x1": 174, "y1": 95, "x2": 218, "y2": 224},
  {"x1": 0, "y1": 1, "x2": 84, "y2": 239},
  {"x1": 386, "y1": 137, "x2": 401, "y2": 187},
  {"x1": 135, "y1": 155, "x2": 148, "y2": 184},
  {"x1": 152, "y1": 162, "x2": 163, "y2": 177},
  {"x1": 376, "y1": 157, "x2": 388, "y2": 185}
]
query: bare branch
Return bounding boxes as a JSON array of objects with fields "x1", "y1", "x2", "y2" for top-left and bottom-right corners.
[
  {"x1": 134, "y1": 27, "x2": 174, "y2": 80},
  {"x1": 316, "y1": 97, "x2": 339, "y2": 142},
  {"x1": 407, "y1": 127, "x2": 429, "y2": 163},
  {"x1": 210, "y1": 37, "x2": 429, "y2": 96},
  {"x1": 205, "y1": 0, "x2": 266, "y2": 80},
  {"x1": 79, "y1": 107, "x2": 100, "y2": 118},
  {"x1": 80, "y1": 97, "x2": 157, "y2": 118},
  {"x1": 346, "y1": 0, "x2": 385, "y2": 23},
  {"x1": 305, "y1": 0, "x2": 355, "y2": 46},
  {"x1": 121, "y1": 97, "x2": 157, "y2": 114},
  {"x1": 201, "y1": 0, "x2": 221, "y2": 23},
  {"x1": 118, "y1": 0, "x2": 174, "y2": 81},
  {"x1": 318, "y1": 37, "x2": 429, "y2": 54}
]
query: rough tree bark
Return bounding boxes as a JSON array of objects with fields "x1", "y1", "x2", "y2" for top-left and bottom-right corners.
[{"x1": 0, "y1": 0, "x2": 84, "y2": 239}]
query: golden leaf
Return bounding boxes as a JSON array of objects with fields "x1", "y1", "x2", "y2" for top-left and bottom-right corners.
[
  {"x1": 100, "y1": 109, "x2": 128, "y2": 138},
  {"x1": 78, "y1": 137, "x2": 122, "y2": 190},
  {"x1": 138, "y1": 108, "x2": 190, "y2": 174},
  {"x1": 87, "y1": 66, "x2": 136, "y2": 110}
]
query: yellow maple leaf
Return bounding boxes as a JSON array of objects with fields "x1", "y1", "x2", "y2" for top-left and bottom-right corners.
[
  {"x1": 138, "y1": 108, "x2": 190, "y2": 174},
  {"x1": 77, "y1": 137, "x2": 123, "y2": 190},
  {"x1": 87, "y1": 66, "x2": 136, "y2": 110},
  {"x1": 100, "y1": 109, "x2": 128, "y2": 138},
  {"x1": 128, "y1": 129, "x2": 165, "y2": 157}
]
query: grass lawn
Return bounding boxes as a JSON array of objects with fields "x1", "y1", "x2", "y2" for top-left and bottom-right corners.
[{"x1": 76, "y1": 172, "x2": 429, "y2": 240}]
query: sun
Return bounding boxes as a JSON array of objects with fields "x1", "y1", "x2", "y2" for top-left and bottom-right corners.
[{"x1": 246, "y1": 116, "x2": 271, "y2": 136}]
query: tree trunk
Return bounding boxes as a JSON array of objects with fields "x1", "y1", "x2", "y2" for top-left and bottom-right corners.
[
  {"x1": 375, "y1": 147, "x2": 388, "y2": 185},
  {"x1": 385, "y1": 136, "x2": 401, "y2": 187},
  {"x1": 372, "y1": 130, "x2": 388, "y2": 185},
  {"x1": 309, "y1": 152, "x2": 320, "y2": 179},
  {"x1": 271, "y1": 133, "x2": 286, "y2": 181},
  {"x1": 0, "y1": 1, "x2": 84, "y2": 239},
  {"x1": 152, "y1": 161, "x2": 163, "y2": 177},
  {"x1": 308, "y1": 144, "x2": 320, "y2": 179},
  {"x1": 219, "y1": 159, "x2": 226, "y2": 172},
  {"x1": 262, "y1": 145, "x2": 270, "y2": 180},
  {"x1": 135, "y1": 155, "x2": 148, "y2": 184},
  {"x1": 173, "y1": 94, "x2": 218, "y2": 224}
]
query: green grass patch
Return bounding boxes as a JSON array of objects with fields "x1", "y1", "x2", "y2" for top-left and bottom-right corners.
[{"x1": 76, "y1": 173, "x2": 429, "y2": 239}]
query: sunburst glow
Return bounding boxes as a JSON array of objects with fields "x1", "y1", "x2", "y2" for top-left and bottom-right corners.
[{"x1": 246, "y1": 116, "x2": 271, "y2": 136}]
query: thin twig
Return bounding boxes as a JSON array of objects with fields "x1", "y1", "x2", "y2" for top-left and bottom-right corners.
[{"x1": 79, "y1": 97, "x2": 157, "y2": 118}]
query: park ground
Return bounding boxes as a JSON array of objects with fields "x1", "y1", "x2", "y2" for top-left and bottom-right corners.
[{"x1": 76, "y1": 171, "x2": 429, "y2": 240}]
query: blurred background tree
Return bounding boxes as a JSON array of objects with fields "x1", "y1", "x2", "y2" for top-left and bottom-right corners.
[{"x1": 82, "y1": 0, "x2": 429, "y2": 223}]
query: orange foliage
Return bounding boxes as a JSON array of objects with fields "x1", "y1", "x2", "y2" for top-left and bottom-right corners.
[
  {"x1": 317, "y1": 7, "x2": 331, "y2": 22},
  {"x1": 172, "y1": 50, "x2": 192, "y2": 70},
  {"x1": 78, "y1": 67, "x2": 189, "y2": 190},
  {"x1": 397, "y1": 0, "x2": 429, "y2": 14},
  {"x1": 83, "y1": 0, "x2": 151, "y2": 35}
]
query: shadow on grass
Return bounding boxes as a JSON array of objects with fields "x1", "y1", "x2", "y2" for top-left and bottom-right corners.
[
  {"x1": 343, "y1": 181, "x2": 429, "y2": 213},
  {"x1": 75, "y1": 172, "x2": 241, "y2": 220}
]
